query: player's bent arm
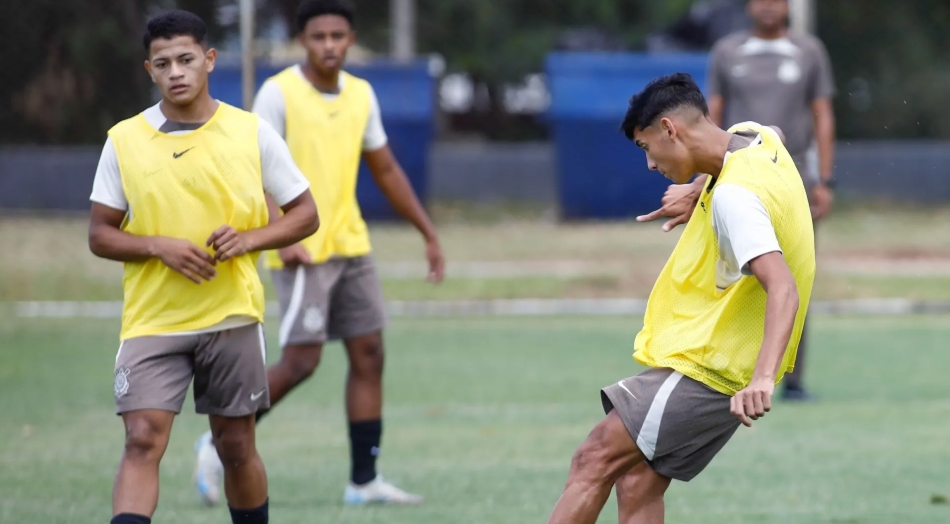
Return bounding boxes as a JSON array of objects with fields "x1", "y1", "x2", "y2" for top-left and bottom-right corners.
[
  {"x1": 747, "y1": 252, "x2": 800, "y2": 381},
  {"x1": 811, "y1": 98, "x2": 835, "y2": 183},
  {"x1": 767, "y1": 125, "x2": 787, "y2": 144},
  {"x1": 708, "y1": 95, "x2": 725, "y2": 128},
  {"x1": 364, "y1": 146, "x2": 438, "y2": 243},
  {"x1": 241, "y1": 190, "x2": 318, "y2": 252},
  {"x1": 88, "y1": 203, "x2": 160, "y2": 261}
]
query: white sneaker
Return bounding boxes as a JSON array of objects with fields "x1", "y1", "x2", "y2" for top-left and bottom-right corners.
[
  {"x1": 193, "y1": 430, "x2": 223, "y2": 506},
  {"x1": 343, "y1": 475, "x2": 424, "y2": 506}
]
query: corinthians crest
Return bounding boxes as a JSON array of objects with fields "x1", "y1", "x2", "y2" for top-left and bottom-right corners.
[
  {"x1": 114, "y1": 366, "x2": 131, "y2": 398},
  {"x1": 301, "y1": 304, "x2": 325, "y2": 333}
]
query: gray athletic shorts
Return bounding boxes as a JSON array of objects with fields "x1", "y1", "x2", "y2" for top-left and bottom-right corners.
[
  {"x1": 113, "y1": 323, "x2": 270, "y2": 417},
  {"x1": 271, "y1": 255, "x2": 387, "y2": 348},
  {"x1": 601, "y1": 368, "x2": 741, "y2": 482}
]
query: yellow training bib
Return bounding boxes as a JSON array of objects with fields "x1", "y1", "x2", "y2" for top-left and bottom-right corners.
[
  {"x1": 633, "y1": 122, "x2": 816, "y2": 395},
  {"x1": 264, "y1": 68, "x2": 373, "y2": 268},
  {"x1": 110, "y1": 103, "x2": 269, "y2": 340}
]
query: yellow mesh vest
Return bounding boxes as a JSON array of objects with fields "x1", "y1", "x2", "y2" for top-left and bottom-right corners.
[
  {"x1": 110, "y1": 103, "x2": 269, "y2": 340},
  {"x1": 633, "y1": 122, "x2": 816, "y2": 395},
  {"x1": 264, "y1": 68, "x2": 372, "y2": 268}
]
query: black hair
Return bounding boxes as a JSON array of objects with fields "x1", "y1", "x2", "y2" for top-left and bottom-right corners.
[
  {"x1": 620, "y1": 73, "x2": 709, "y2": 140},
  {"x1": 296, "y1": 0, "x2": 355, "y2": 33},
  {"x1": 143, "y1": 10, "x2": 207, "y2": 52}
]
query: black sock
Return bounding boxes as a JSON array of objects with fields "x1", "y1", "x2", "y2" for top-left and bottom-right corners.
[
  {"x1": 349, "y1": 419, "x2": 382, "y2": 485},
  {"x1": 111, "y1": 514, "x2": 151, "y2": 524},
  {"x1": 229, "y1": 499, "x2": 269, "y2": 524}
]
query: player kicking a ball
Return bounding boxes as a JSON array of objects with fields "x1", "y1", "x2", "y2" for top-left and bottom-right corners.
[
  {"x1": 193, "y1": 0, "x2": 442, "y2": 508},
  {"x1": 88, "y1": 10, "x2": 317, "y2": 524},
  {"x1": 546, "y1": 73, "x2": 815, "y2": 524}
]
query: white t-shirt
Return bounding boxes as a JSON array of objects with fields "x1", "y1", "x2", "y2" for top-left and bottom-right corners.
[
  {"x1": 251, "y1": 65, "x2": 388, "y2": 151},
  {"x1": 89, "y1": 101, "x2": 311, "y2": 212},
  {"x1": 711, "y1": 147, "x2": 783, "y2": 291},
  {"x1": 89, "y1": 101, "x2": 312, "y2": 336}
]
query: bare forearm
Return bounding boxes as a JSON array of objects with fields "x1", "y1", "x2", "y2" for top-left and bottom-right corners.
[
  {"x1": 245, "y1": 196, "x2": 318, "y2": 252},
  {"x1": 709, "y1": 96, "x2": 724, "y2": 127},
  {"x1": 816, "y1": 115, "x2": 835, "y2": 182},
  {"x1": 89, "y1": 224, "x2": 158, "y2": 262},
  {"x1": 753, "y1": 284, "x2": 800, "y2": 381},
  {"x1": 376, "y1": 168, "x2": 438, "y2": 241}
]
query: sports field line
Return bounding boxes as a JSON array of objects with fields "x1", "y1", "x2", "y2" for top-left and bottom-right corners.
[
  {"x1": 11, "y1": 298, "x2": 950, "y2": 319},
  {"x1": 375, "y1": 259, "x2": 950, "y2": 279}
]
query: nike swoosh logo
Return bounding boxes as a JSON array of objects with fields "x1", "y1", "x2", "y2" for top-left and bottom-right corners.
[
  {"x1": 617, "y1": 380, "x2": 637, "y2": 400},
  {"x1": 250, "y1": 390, "x2": 266, "y2": 401},
  {"x1": 771, "y1": 152, "x2": 778, "y2": 163},
  {"x1": 173, "y1": 147, "x2": 195, "y2": 159}
]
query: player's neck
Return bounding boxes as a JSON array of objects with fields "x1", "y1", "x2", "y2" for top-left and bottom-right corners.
[
  {"x1": 752, "y1": 25, "x2": 787, "y2": 40},
  {"x1": 160, "y1": 93, "x2": 218, "y2": 123},
  {"x1": 688, "y1": 124, "x2": 734, "y2": 178},
  {"x1": 302, "y1": 62, "x2": 341, "y2": 93}
]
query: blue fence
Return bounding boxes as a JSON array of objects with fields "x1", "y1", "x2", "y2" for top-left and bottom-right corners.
[
  {"x1": 209, "y1": 59, "x2": 435, "y2": 220},
  {"x1": 545, "y1": 52, "x2": 710, "y2": 219}
]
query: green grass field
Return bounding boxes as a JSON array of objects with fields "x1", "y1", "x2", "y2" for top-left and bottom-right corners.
[
  {"x1": 5, "y1": 208, "x2": 950, "y2": 302},
  {"x1": 2, "y1": 315, "x2": 950, "y2": 523}
]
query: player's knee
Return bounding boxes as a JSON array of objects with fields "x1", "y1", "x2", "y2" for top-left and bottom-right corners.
[
  {"x1": 348, "y1": 337, "x2": 384, "y2": 379},
  {"x1": 123, "y1": 417, "x2": 169, "y2": 462},
  {"x1": 569, "y1": 423, "x2": 626, "y2": 484},
  {"x1": 282, "y1": 344, "x2": 322, "y2": 384},
  {"x1": 214, "y1": 426, "x2": 255, "y2": 469},
  {"x1": 616, "y1": 465, "x2": 670, "y2": 502}
]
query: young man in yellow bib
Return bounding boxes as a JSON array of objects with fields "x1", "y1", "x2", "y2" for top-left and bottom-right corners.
[
  {"x1": 194, "y1": 0, "x2": 442, "y2": 507},
  {"x1": 546, "y1": 74, "x2": 815, "y2": 524},
  {"x1": 88, "y1": 10, "x2": 318, "y2": 524}
]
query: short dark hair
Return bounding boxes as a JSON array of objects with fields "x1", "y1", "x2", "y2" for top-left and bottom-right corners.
[
  {"x1": 296, "y1": 0, "x2": 355, "y2": 33},
  {"x1": 143, "y1": 10, "x2": 207, "y2": 52},
  {"x1": 620, "y1": 73, "x2": 709, "y2": 140}
]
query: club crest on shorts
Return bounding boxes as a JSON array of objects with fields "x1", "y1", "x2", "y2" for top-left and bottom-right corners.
[
  {"x1": 114, "y1": 366, "x2": 131, "y2": 398},
  {"x1": 302, "y1": 304, "x2": 325, "y2": 333}
]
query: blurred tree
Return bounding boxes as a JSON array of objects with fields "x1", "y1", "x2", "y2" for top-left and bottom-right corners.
[
  {"x1": 315, "y1": 0, "x2": 696, "y2": 139},
  {"x1": 0, "y1": 0, "x2": 225, "y2": 145},
  {"x1": 819, "y1": 0, "x2": 950, "y2": 139}
]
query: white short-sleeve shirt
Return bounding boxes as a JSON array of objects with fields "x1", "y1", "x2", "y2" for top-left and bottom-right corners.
[
  {"x1": 89, "y1": 101, "x2": 311, "y2": 212},
  {"x1": 251, "y1": 65, "x2": 388, "y2": 151},
  {"x1": 711, "y1": 141, "x2": 784, "y2": 291}
]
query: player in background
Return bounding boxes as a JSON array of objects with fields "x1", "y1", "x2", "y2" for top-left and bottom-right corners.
[
  {"x1": 706, "y1": 0, "x2": 836, "y2": 401},
  {"x1": 194, "y1": 0, "x2": 443, "y2": 507},
  {"x1": 88, "y1": 10, "x2": 317, "y2": 524},
  {"x1": 546, "y1": 74, "x2": 815, "y2": 524}
]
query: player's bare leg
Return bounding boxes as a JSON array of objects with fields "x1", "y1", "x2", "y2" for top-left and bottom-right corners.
[
  {"x1": 344, "y1": 332, "x2": 384, "y2": 423},
  {"x1": 340, "y1": 332, "x2": 422, "y2": 505},
  {"x1": 615, "y1": 462, "x2": 671, "y2": 524},
  {"x1": 259, "y1": 343, "x2": 325, "y2": 417},
  {"x1": 210, "y1": 415, "x2": 269, "y2": 521},
  {"x1": 548, "y1": 410, "x2": 644, "y2": 524},
  {"x1": 113, "y1": 410, "x2": 175, "y2": 518}
]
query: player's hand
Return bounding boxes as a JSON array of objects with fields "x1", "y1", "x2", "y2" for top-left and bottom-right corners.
[
  {"x1": 810, "y1": 184, "x2": 833, "y2": 222},
  {"x1": 425, "y1": 237, "x2": 445, "y2": 284},
  {"x1": 278, "y1": 243, "x2": 312, "y2": 268},
  {"x1": 636, "y1": 177, "x2": 704, "y2": 232},
  {"x1": 153, "y1": 237, "x2": 217, "y2": 284},
  {"x1": 206, "y1": 225, "x2": 251, "y2": 262},
  {"x1": 730, "y1": 378, "x2": 774, "y2": 428}
]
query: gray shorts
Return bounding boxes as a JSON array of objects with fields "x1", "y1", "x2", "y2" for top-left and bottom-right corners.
[
  {"x1": 271, "y1": 255, "x2": 387, "y2": 348},
  {"x1": 113, "y1": 323, "x2": 270, "y2": 417},
  {"x1": 601, "y1": 368, "x2": 740, "y2": 482}
]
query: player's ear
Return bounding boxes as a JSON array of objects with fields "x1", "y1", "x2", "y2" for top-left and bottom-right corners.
[
  {"x1": 205, "y1": 47, "x2": 217, "y2": 73},
  {"x1": 143, "y1": 60, "x2": 156, "y2": 83},
  {"x1": 660, "y1": 117, "x2": 676, "y2": 139}
]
